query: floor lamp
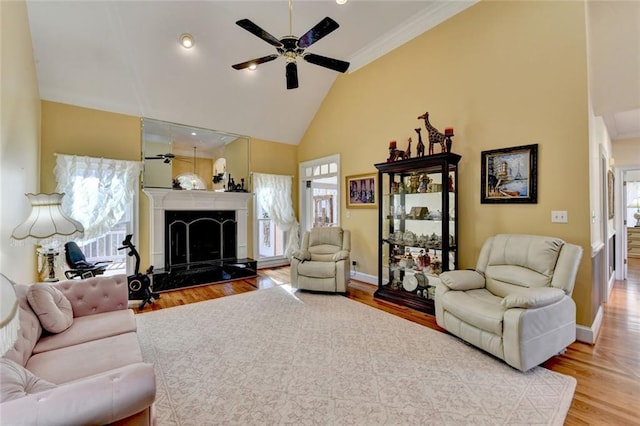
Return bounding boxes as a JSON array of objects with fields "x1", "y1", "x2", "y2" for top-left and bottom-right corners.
[
  {"x1": 11, "y1": 193, "x2": 84, "y2": 282},
  {"x1": 629, "y1": 197, "x2": 640, "y2": 227}
]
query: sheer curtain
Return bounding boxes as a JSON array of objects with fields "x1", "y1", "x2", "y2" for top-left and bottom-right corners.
[
  {"x1": 253, "y1": 173, "x2": 300, "y2": 258},
  {"x1": 54, "y1": 154, "x2": 141, "y2": 243}
]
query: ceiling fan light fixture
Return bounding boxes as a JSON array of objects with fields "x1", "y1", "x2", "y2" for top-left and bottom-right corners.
[
  {"x1": 180, "y1": 33, "x2": 194, "y2": 49},
  {"x1": 248, "y1": 63, "x2": 257, "y2": 71},
  {"x1": 232, "y1": 1, "x2": 349, "y2": 89},
  {"x1": 336, "y1": 0, "x2": 348, "y2": 4}
]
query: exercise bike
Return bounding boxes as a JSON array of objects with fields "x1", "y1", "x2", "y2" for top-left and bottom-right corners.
[{"x1": 118, "y1": 234, "x2": 160, "y2": 310}]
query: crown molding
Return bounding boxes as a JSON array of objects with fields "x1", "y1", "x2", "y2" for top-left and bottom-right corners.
[{"x1": 348, "y1": 1, "x2": 478, "y2": 73}]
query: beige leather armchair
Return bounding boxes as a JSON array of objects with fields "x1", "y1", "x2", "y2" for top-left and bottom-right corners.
[
  {"x1": 291, "y1": 227, "x2": 351, "y2": 293},
  {"x1": 435, "y1": 234, "x2": 583, "y2": 371}
]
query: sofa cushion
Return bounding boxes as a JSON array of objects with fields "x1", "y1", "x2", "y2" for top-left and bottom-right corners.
[
  {"x1": 296, "y1": 261, "x2": 336, "y2": 279},
  {"x1": 0, "y1": 358, "x2": 56, "y2": 402},
  {"x1": 33, "y1": 309, "x2": 137, "y2": 355},
  {"x1": 439, "y1": 289, "x2": 505, "y2": 336},
  {"x1": 27, "y1": 284, "x2": 73, "y2": 333},
  {"x1": 308, "y1": 227, "x2": 343, "y2": 247},
  {"x1": 26, "y1": 332, "x2": 143, "y2": 385},
  {"x1": 53, "y1": 274, "x2": 129, "y2": 317}
]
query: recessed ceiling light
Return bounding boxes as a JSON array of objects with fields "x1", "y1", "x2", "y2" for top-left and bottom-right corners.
[
  {"x1": 180, "y1": 33, "x2": 194, "y2": 49},
  {"x1": 191, "y1": 132, "x2": 197, "y2": 136},
  {"x1": 336, "y1": 0, "x2": 348, "y2": 4}
]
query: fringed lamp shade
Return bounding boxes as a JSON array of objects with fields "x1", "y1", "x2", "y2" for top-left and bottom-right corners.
[
  {"x1": 11, "y1": 193, "x2": 84, "y2": 282},
  {"x1": 11, "y1": 193, "x2": 84, "y2": 245},
  {"x1": 0, "y1": 274, "x2": 19, "y2": 355}
]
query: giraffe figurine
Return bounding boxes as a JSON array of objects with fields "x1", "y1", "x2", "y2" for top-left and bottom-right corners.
[
  {"x1": 405, "y1": 137, "x2": 412, "y2": 159},
  {"x1": 418, "y1": 112, "x2": 446, "y2": 155},
  {"x1": 414, "y1": 128, "x2": 425, "y2": 157}
]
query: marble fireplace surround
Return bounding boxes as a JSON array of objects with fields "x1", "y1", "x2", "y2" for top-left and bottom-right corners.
[{"x1": 144, "y1": 188, "x2": 252, "y2": 270}]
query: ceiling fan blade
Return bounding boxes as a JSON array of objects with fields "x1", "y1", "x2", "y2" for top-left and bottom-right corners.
[
  {"x1": 298, "y1": 17, "x2": 340, "y2": 49},
  {"x1": 232, "y1": 54, "x2": 279, "y2": 70},
  {"x1": 303, "y1": 53, "x2": 350, "y2": 73},
  {"x1": 286, "y1": 62, "x2": 299, "y2": 90},
  {"x1": 145, "y1": 152, "x2": 175, "y2": 160},
  {"x1": 236, "y1": 19, "x2": 283, "y2": 48}
]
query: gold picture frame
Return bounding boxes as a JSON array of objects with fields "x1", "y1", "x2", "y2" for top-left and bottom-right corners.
[{"x1": 346, "y1": 173, "x2": 377, "y2": 209}]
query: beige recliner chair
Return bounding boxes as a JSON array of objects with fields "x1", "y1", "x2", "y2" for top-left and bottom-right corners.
[
  {"x1": 291, "y1": 227, "x2": 351, "y2": 293},
  {"x1": 435, "y1": 234, "x2": 583, "y2": 371}
]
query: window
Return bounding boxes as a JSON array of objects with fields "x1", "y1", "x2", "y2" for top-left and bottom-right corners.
[
  {"x1": 253, "y1": 173, "x2": 299, "y2": 267},
  {"x1": 55, "y1": 154, "x2": 140, "y2": 274}
]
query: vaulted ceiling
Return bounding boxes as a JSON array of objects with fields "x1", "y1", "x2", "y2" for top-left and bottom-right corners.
[{"x1": 26, "y1": 1, "x2": 639, "y2": 145}]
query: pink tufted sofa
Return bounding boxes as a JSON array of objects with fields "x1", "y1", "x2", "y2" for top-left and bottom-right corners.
[{"x1": 0, "y1": 274, "x2": 156, "y2": 425}]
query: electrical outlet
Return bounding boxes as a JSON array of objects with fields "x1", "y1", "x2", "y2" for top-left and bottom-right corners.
[
  {"x1": 352, "y1": 260, "x2": 357, "y2": 266},
  {"x1": 551, "y1": 210, "x2": 568, "y2": 223}
]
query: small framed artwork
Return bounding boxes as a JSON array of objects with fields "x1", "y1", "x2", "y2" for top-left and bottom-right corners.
[
  {"x1": 607, "y1": 170, "x2": 614, "y2": 219},
  {"x1": 346, "y1": 173, "x2": 377, "y2": 209},
  {"x1": 481, "y1": 144, "x2": 538, "y2": 204}
]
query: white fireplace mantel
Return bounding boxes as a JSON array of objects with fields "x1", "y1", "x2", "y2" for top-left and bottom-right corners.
[{"x1": 144, "y1": 188, "x2": 253, "y2": 269}]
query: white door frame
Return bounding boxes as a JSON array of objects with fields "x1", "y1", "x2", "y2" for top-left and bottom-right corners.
[
  {"x1": 298, "y1": 154, "x2": 341, "y2": 234},
  {"x1": 615, "y1": 165, "x2": 640, "y2": 280}
]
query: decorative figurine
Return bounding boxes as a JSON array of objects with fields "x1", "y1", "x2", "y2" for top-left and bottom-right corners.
[
  {"x1": 418, "y1": 174, "x2": 430, "y2": 193},
  {"x1": 409, "y1": 173, "x2": 420, "y2": 193},
  {"x1": 387, "y1": 140, "x2": 408, "y2": 162},
  {"x1": 430, "y1": 249, "x2": 442, "y2": 275},
  {"x1": 444, "y1": 127, "x2": 454, "y2": 152},
  {"x1": 418, "y1": 112, "x2": 447, "y2": 155},
  {"x1": 415, "y1": 128, "x2": 425, "y2": 157},
  {"x1": 405, "y1": 137, "x2": 412, "y2": 159}
]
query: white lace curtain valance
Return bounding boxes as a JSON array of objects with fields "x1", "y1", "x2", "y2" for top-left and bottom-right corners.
[
  {"x1": 253, "y1": 172, "x2": 300, "y2": 258},
  {"x1": 54, "y1": 154, "x2": 141, "y2": 243}
]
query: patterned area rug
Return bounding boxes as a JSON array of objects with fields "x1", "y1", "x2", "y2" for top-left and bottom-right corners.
[{"x1": 136, "y1": 287, "x2": 576, "y2": 425}]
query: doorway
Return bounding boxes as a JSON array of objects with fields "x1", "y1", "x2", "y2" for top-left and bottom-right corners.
[{"x1": 299, "y1": 155, "x2": 340, "y2": 234}]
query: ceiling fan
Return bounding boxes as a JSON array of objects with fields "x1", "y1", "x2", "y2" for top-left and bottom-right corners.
[
  {"x1": 144, "y1": 153, "x2": 175, "y2": 164},
  {"x1": 232, "y1": 0, "x2": 350, "y2": 89}
]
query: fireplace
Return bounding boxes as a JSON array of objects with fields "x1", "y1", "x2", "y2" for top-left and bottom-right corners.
[
  {"x1": 165, "y1": 210, "x2": 237, "y2": 269},
  {"x1": 144, "y1": 189, "x2": 256, "y2": 291}
]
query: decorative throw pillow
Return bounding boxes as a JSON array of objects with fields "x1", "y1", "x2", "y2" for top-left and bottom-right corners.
[
  {"x1": 0, "y1": 358, "x2": 56, "y2": 402},
  {"x1": 27, "y1": 284, "x2": 73, "y2": 333}
]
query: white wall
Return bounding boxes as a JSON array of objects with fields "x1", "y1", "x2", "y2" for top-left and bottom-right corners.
[
  {"x1": 588, "y1": 108, "x2": 614, "y2": 249},
  {"x1": 0, "y1": 0, "x2": 41, "y2": 282}
]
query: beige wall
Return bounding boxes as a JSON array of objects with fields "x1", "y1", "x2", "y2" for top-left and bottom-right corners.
[
  {"x1": 1, "y1": 0, "x2": 42, "y2": 282},
  {"x1": 612, "y1": 138, "x2": 640, "y2": 167},
  {"x1": 298, "y1": 1, "x2": 594, "y2": 325}
]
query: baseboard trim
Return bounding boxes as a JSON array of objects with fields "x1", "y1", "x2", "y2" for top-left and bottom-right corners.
[
  {"x1": 350, "y1": 271, "x2": 377, "y2": 285},
  {"x1": 257, "y1": 258, "x2": 289, "y2": 269},
  {"x1": 576, "y1": 305, "x2": 603, "y2": 344}
]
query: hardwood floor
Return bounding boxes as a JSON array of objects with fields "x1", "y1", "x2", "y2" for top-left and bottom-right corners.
[{"x1": 136, "y1": 261, "x2": 640, "y2": 425}]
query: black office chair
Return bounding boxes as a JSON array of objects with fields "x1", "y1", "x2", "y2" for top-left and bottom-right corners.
[{"x1": 64, "y1": 241, "x2": 112, "y2": 279}]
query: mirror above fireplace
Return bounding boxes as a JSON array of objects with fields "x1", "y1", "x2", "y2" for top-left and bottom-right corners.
[{"x1": 141, "y1": 118, "x2": 250, "y2": 191}]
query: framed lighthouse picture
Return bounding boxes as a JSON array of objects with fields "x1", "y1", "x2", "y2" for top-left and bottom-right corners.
[{"x1": 480, "y1": 144, "x2": 538, "y2": 204}]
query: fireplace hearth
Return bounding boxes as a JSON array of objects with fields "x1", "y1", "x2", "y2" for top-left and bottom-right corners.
[{"x1": 144, "y1": 189, "x2": 256, "y2": 291}]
